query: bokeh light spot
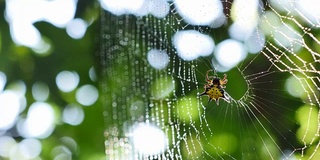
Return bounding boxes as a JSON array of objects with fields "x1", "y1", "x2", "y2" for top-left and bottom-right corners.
[
  {"x1": 273, "y1": 24, "x2": 301, "y2": 52},
  {"x1": 230, "y1": 0, "x2": 260, "y2": 41},
  {"x1": 32, "y1": 39, "x2": 52, "y2": 56},
  {"x1": 174, "y1": 0, "x2": 223, "y2": 25},
  {"x1": 100, "y1": 0, "x2": 170, "y2": 18},
  {"x1": 100, "y1": 0, "x2": 146, "y2": 16},
  {"x1": 62, "y1": 104, "x2": 84, "y2": 126},
  {"x1": 44, "y1": 0, "x2": 77, "y2": 27},
  {"x1": 32, "y1": 81, "x2": 50, "y2": 101},
  {"x1": 173, "y1": 30, "x2": 215, "y2": 61},
  {"x1": 9, "y1": 21, "x2": 42, "y2": 48},
  {"x1": 259, "y1": 11, "x2": 281, "y2": 35},
  {"x1": 89, "y1": 66, "x2": 97, "y2": 82},
  {"x1": 19, "y1": 138, "x2": 42, "y2": 159},
  {"x1": 52, "y1": 145, "x2": 72, "y2": 160},
  {"x1": 54, "y1": 153, "x2": 72, "y2": 160},
  {"x1": 75, "y1": 84, "x2": 99, "y2": 106},
  {"x1": 18, "y1": 102, "x2": 55, "y2": 139},
  {"x1": 296, "y1": 105, "x2": 319, "y2": 144},
  {"x1": 66, "y1": 18, "x2": 87, "y2": 39},
  {"x1": 148, "y1": 0, "x2": 170, "y2": 18},
  {"x1": 147, "y1": 49, "x2": 169, "y2": 70},
  {"x1": 6, "y1": 80, "x2": 27, "y2": 97},
  {"x1": 5, "y1": 0, "x2": 77, "y2": 48},
  {"x1": 285, "y1": 76, "x2": 305, "y2": 98},
  {"x1": 0, "y1": 71, "x2": 7, "y2": 92},
  {"x1": 297, "y1": 0, "x2": 320, "y2": 24},
  {"x1": 6, "y1": 81, "x2": 27, "y2": 114},
  {"x1": 245, "y1": 29, "x2": 266, "y2": 54},
  {"x1": 0, "y1": 136, "x2": 16, "y2": 158},
  {"x1": 214, "y1": 39, "x2": 247, "y2": 72},
  {"x1": 60, "y1": 137, "x2": 78, "y2": 153},
  {"x1": 0, "y1": 91, "x2": 20, "y2": 130},
  {"x1": 132, "y1": 123, "x2": 167, "y2": 156},
  {"x1": 56, "y1": 71, "x2": 79, "y2": 92}
]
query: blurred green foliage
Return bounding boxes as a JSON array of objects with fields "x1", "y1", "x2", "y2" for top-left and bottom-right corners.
[{"x1": 0, "y1": 0, "x2": 106, "y2": 159}]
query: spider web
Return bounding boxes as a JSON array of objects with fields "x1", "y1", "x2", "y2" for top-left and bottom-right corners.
[{"x1": 100, "y1": 0, "x2": 320, "y2": 159}]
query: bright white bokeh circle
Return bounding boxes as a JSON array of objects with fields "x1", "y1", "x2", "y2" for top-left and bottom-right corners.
[
  {"x1": 297, "y1": 0, "x2": 320, "y2": 24},
  {"x1": 100, "y1": 0, "x2": 146, "y2": 16},
  {"x1": 285, "y1": 76, "x2": 304, "y2": 98},
  {"x1": 245, "y1": 29, "x2": 266, "y2": 54},
  {"x1": 75, "y1": 84, "x2": 99, "y2": 106},
  {"x1": 214, "y1": 39, "x2": 247, "y2": 71},
  {"x1": 56, "y1": 71, "x2": 79, "y2": 92},
  {"x1": 174, "y1": 0, "x2": 223, "y2": 25},
  {"x1": 173, "y1": 30, "x2": 215, "y2": 61},
  {"x1": 19, "y1": 138, "x2": 42, "y2": 159},
  {"x1": 6, "y1": 0, "x2": 77, "y2": 48},
  {"x1": 0, "y1": 136, "x2": 16, "y2": 157},
  {"x1": 100, "y1": 0, "x2": 170, "y2": 18},
  {"x1": 18, "y1": 102, "x2": 55, "y2": 139},
  {"x1": 0, "y1": 71, "x2": 6, "y2": 92},
  {"x1": 66, "y1": 18, "x2": 87, "y2": 39},
  {"x1": 0, "y1": 91, "x2": 20, "y2": 130},
  {"x1": 62, "y1": 104, "x2": 84, "y2": 126},
  {"x1": 147, "y1": 49, "x2": 169, "y2": 70},
  {"x1": 89, "y1": 67, "x2": 97, "y2": 82},
  {"x1": 32, "y1": 82, "x2": 50, "y2": 101},
  {"x1": 147, "y1": 0, "x2": 170, "y2": 18},
  {"x1": 132, "y1": 123, "x2": 167, "y2": 156}
]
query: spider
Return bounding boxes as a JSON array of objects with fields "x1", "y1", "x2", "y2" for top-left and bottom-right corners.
[{"x1": 199, "y1": 69, "x2": 230, "y2": 105}]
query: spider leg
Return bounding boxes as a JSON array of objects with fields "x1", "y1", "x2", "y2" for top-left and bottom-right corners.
[
  {"x1": 220, "y1": 74, "x2": 228, "y2": 85},
  {"x1": 199, "y1": 91, "x2": 206, "y2": 96},
  {"x1": 208, "y1": 97, "x2": 213, "y2": 104},
  {"x1": 215, "y1": 98, "x2": 219, "y2": 105},
  {"x1": 223, "y1": 74, "x2": 227, "y2": 79},
  {"x1": 224, "y1": 79, "x2": 228, "y2": 84},
  {"x1": 205, "y1": 70, "x2": 210, "y2": 81},
  {"x1": 205, "y1": 70, "x2": 215, "y2": 81}
]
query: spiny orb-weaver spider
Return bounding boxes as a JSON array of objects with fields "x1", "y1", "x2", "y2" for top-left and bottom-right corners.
[{"x1": 199, "y1": 69, "x2": 230, "y2": 105}]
